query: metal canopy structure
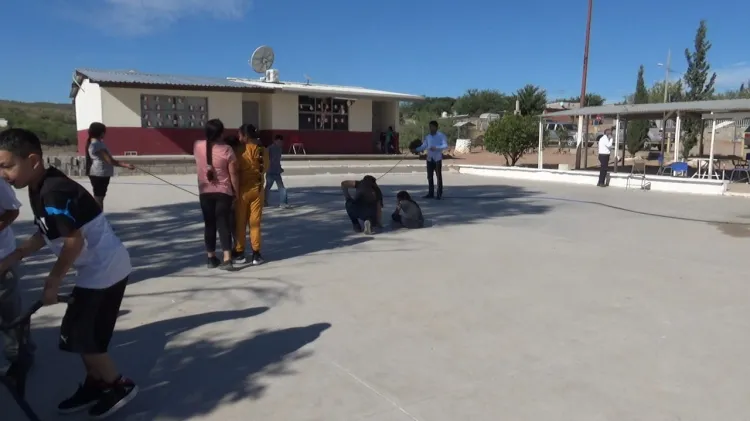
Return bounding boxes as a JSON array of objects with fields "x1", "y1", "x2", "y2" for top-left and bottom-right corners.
[
  {"x1": 534, "y1": 99, "x2": 750, "y2": 174},
  {"x1": 539, "y1": 98, "x2": 750, "y2": 120}
]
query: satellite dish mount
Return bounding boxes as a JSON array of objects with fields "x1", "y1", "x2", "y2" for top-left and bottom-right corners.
[{"x1": 249, "y1": 45, "x2": 275, "y2": 78}]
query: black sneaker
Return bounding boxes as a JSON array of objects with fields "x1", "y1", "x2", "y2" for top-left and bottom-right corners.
[
  {"x1": 218, "y1": 260, "x2": 234, "y2": 271},
  {"x1": 251, "y1": 251, "x2": 264, "y2": 265},
  {"x1": 88, "y1": 377, "x2": 138, "y2": 420},
  {"x1": 58, "y1": 378, "x2": 104, "y2": 414},
  {"x1": 352, "y1": 222, "x2": 363, "y2": 233},
  {"x1": 363, "y1": 220, "x2": 373, "y2": 235},
  {"x1": 232, "y1": 250, "x2": 246, "y2": 264},
  {"x1": 423, "y1": 194, "x2": 434, "y2": 199},
  {"x1": 207, "y1": 256, "x2": 220, "y2": 269}
]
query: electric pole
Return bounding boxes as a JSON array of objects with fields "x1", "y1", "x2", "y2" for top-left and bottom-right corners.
[
  {"x1": 574, "y1": 0, "x2": 593, "y2": 170},
  {"x1": 660, "y1": 49, "x2": 670, "y2": 158}
]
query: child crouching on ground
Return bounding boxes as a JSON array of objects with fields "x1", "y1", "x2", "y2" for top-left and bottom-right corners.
[
  {"x1": 392, "y1": 191, "x2": 424, "y2": 229},
  {"x1": 0, "y1": 128, "x2": 137, "y2": 420}
]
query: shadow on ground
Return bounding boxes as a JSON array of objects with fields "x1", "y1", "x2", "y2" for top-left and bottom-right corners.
[
  {"x1": 16, "y1": 307, "x2": 331, "y2": 420},
  {"x1": 14, "y1": 183, "x2": 551, "y2": 285}
]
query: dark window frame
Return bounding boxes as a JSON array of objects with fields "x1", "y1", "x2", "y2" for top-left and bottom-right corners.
[
  {"x1": 140, "y1": 94, "x2": 209, "y2": 129},
  {"x1": 298, "y1": 95, "x2": 349, "y2": 131}
]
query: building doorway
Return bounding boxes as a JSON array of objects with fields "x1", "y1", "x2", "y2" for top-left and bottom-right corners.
[{"x1": 242, "y1": 101, "x2": 260, "y2": 128}]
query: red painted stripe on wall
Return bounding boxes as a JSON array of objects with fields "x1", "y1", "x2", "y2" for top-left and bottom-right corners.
[{"x1": 76, "y1": 128, "x2": 392, "y2": 156}]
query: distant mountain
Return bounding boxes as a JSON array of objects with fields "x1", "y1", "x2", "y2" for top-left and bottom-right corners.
[{"x1": 0, "y1": 100, "x2": 76, "y2": 145}]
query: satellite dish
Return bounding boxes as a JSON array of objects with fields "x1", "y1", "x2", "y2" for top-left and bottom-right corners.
[{"x1": 250, "y1": 46, "x2": 275, "y2": 74}]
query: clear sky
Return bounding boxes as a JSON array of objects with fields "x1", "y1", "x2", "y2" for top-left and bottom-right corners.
[{"x1": 1, "y1": 0, "x2": 747, "y2": 104}]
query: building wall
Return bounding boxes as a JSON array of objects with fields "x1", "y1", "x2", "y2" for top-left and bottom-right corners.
[
  {"x1": 102, "y1": 87, "x2": 243, "y2": 127},
  {"x1": 74, "y1": 79, "x2": 103, "y2": 131},
  {"x1": 271, "y1": 93, "x2": 298, "y2": 130},
  {"x1": 349, "y1": 99, "x2": 372, "y2": 132},
  {"x1": 75, "y1": 83, "x2": 403, "y2": 155}
]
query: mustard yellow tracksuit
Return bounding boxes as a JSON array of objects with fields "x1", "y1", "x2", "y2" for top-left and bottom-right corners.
[{"x1": 233, "y1": 141, "x2": 269, "y2": 254}]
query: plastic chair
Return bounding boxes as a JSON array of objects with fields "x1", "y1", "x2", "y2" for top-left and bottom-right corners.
[
  {"x1": 729, "y1": 153, "x2": 750, "y2": 183},
  {"x1": 626, "y1": 159, "x2": 647, "y2": 190},
  {"x1": 667, "y1": 161, "x2": 689, "y2": 177}
]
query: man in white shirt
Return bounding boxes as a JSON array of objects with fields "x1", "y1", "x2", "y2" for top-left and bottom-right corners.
[
  {"x1": 0, "y1": 178, "x2": 32, "y2": 370},
  {"x1": 597, "y1": 128, "x2": 613, "y2": 187},
  {"x1": 413, "y1": 121, "x2": 448, "y2": 199}
]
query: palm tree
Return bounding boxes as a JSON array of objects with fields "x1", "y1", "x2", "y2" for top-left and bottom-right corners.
[{"x1": 514, "y1": 84, "x2": 548, "y2": 116}]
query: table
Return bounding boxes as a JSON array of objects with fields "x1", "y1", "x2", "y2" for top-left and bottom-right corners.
[{"x1": 691, "y1": 157, "x2": 722, "y2": 179}]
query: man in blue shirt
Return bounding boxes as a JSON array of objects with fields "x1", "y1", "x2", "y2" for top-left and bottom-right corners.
[{"x1": 413, "y1": 121, "x2": 448, "y2": 199}]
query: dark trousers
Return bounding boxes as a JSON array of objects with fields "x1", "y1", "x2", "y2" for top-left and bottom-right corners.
[
  {"x1": 426, "y1": 159, "x2": 443, "y2": 197},
  {"x1": 199, "y1": 193, "x2": 233, "y2": 253},
  {"x1": 0, "y1": 265, "x2": 33, "y2": 364},
  {"x1": 391, "y1": 212, "x2": 423, "y2": 229},
  {"x1": 598, "y1": 153, "x2": 610, "y2": 186},
  {"x1": 346, "y1": 200, "x2": 377, "y2": 225}
]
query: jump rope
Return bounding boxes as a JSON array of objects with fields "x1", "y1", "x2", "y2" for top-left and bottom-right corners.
[{"x1": 129, "y1": 157, "x2": 750, "y2": 227}]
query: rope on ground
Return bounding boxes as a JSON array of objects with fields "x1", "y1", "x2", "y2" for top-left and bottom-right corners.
[{"x1": 133, "y1": 164, "x2": 750, "y2": 226}]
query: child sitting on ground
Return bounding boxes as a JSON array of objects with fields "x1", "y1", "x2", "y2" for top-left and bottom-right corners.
[{"x1": 392, "y1": 191, "x2": 424, "y2": 229}]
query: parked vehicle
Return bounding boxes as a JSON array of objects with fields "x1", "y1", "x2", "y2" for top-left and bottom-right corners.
[{"x1": 545, "y1": 122, "x2": 577, "y2": 147}]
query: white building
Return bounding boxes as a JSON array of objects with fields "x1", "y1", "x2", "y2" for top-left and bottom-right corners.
[{"x1": 70, "y1": 68, "x2": 423, "y2": 155}]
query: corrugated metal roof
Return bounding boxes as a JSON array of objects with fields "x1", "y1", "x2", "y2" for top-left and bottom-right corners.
[
  {"x1": 540, "y1": 99, "x2": 750, "y2": 119},
  {"x1": 72, "y1": 68, "x2": 424, "y2": 101},
  {"x1": 228, "y1": 78, "x2": 424, "y2": 101},
  {"x1": 72, "y1": 68, "x2": 274, "y2": 96}
]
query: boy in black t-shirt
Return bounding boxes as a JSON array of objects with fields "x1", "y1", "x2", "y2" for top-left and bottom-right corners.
[
  {"x1": 341, "y1": 175, "x2": 383, "y2": 234},
  {"x1": 392, "y1": 191, "x2": 424, "y2": 229},
  {"x1": 0, "y1": 128, "x2": 137, "y2": 419}
]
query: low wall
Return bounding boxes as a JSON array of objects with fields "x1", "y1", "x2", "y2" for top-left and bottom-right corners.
[
  {"x1": 455, "y1": 164, "x2": 729, "y2": 196},
  {"x1": 48, "y1": 154, "x2": 421, "y2": 177}
]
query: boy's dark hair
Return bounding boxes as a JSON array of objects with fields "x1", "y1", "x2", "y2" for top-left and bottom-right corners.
[
  {"x1": 396, "y1": 190, "x2": 412, "y2": 201},
  {"x1": 429, "y1": 120, "x2": 438, "y2": 127},
  {"x1": 85, "y1": 122, "x2": 107, "y2": 175},
  {"x1": 0, "y1": 128, "x2": 43, "y2": 158},
  {"x1": 274, "y1": 134, "x2": 283, "y2": 140},
  {"x1": 362, "y1": 175, "x2": 377, "y2": 185}
]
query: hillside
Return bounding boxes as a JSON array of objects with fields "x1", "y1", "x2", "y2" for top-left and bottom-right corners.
[{"x1": 0, "y1": 100, "x2": 77, "y2": 145}]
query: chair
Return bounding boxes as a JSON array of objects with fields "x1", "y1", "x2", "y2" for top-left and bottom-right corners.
[
  {"x1": 655, "y1": 154, "x2": 666, "y2": 175},
  {"x1": 289, "y1": 136, "x2": 307, "y2": 155},
  {"x1": 626, "y1": 159, "x2": 647, "y2": 190},
  {"x1": 729, "y1": 153, "x2": 750, "y2": 183},
  {"x1": 662, "y1": 161, "x2": 689, "y2": 177}
]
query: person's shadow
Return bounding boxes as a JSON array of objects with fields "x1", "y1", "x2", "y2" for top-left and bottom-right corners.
[{"x1": 23, "y1": 307, "x2": 332, "y2": 420}]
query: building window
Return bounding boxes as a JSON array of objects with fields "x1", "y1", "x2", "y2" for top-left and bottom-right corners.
[
  {"x1": 298, "y1": 96, "x2": 349, "y2": 131},
  {"x1": 141, "y1": 95, "x2": 208, "y2": 128}
]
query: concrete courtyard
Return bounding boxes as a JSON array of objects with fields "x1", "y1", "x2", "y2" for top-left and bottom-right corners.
[{"x1": 4, "y1": 170, "x2": 750, "y2": 421}]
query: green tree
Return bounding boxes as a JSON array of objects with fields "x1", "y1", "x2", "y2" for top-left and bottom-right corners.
[
  {"x1": 400, "y1": 97, "x2": 456, "y2": 118},
  {"x1": 513, "y1": 84, "x2": 547, "y2": 116},
  {"x1": 682, "y1": 20, "x2": 717, "y2": 157},
  {"x1": 453, "y1": 89, "x2": 512, "y2": 116},
  {"x1": 556, "y1": 93, "x2": 606, "y2": 106},
  {"x1": 647, "y1": 80, "x2": 683, "y2": 103},
  {"x1": 484, "y1": 114, "x2": 539, "y2": 166},
  {"x1": 626, "y1": 66, "x2": 650, "y2": 157},
  {"x1": 713, "y1": 88, "x2": 750, "y2": 100}
]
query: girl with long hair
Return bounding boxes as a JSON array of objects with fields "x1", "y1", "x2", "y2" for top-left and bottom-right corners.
[
  {"x1": 231, "y1": 124, "x2": 268, "y2": 265},
  {"x1": 193, "y1": 119, "x2": 239, "y2": 270},
  {"x1": 85, "y1": 122, "x2": 135, "y2": 209}
]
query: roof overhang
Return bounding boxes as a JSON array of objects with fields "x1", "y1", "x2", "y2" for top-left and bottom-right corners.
[
  {"x1": 538, "y1": 99, "x2": 750, "y2": 121},
  {"x1": 70, "y1": 70, "x2": 276, "y2": 99}
]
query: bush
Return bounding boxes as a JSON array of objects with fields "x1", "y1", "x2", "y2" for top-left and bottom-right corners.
[{"x1": 484, "y1": 114, "x2": 539, "y2": 166}]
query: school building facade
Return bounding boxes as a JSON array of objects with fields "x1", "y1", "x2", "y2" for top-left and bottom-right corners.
[{"x1": 70, "y1": 68, "x2": 423, "y2": 156}]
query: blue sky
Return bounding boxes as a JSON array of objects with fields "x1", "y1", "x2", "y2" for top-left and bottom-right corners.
[{"x1": 1, "y1": 0, "x2": 748, "y2": 104}]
